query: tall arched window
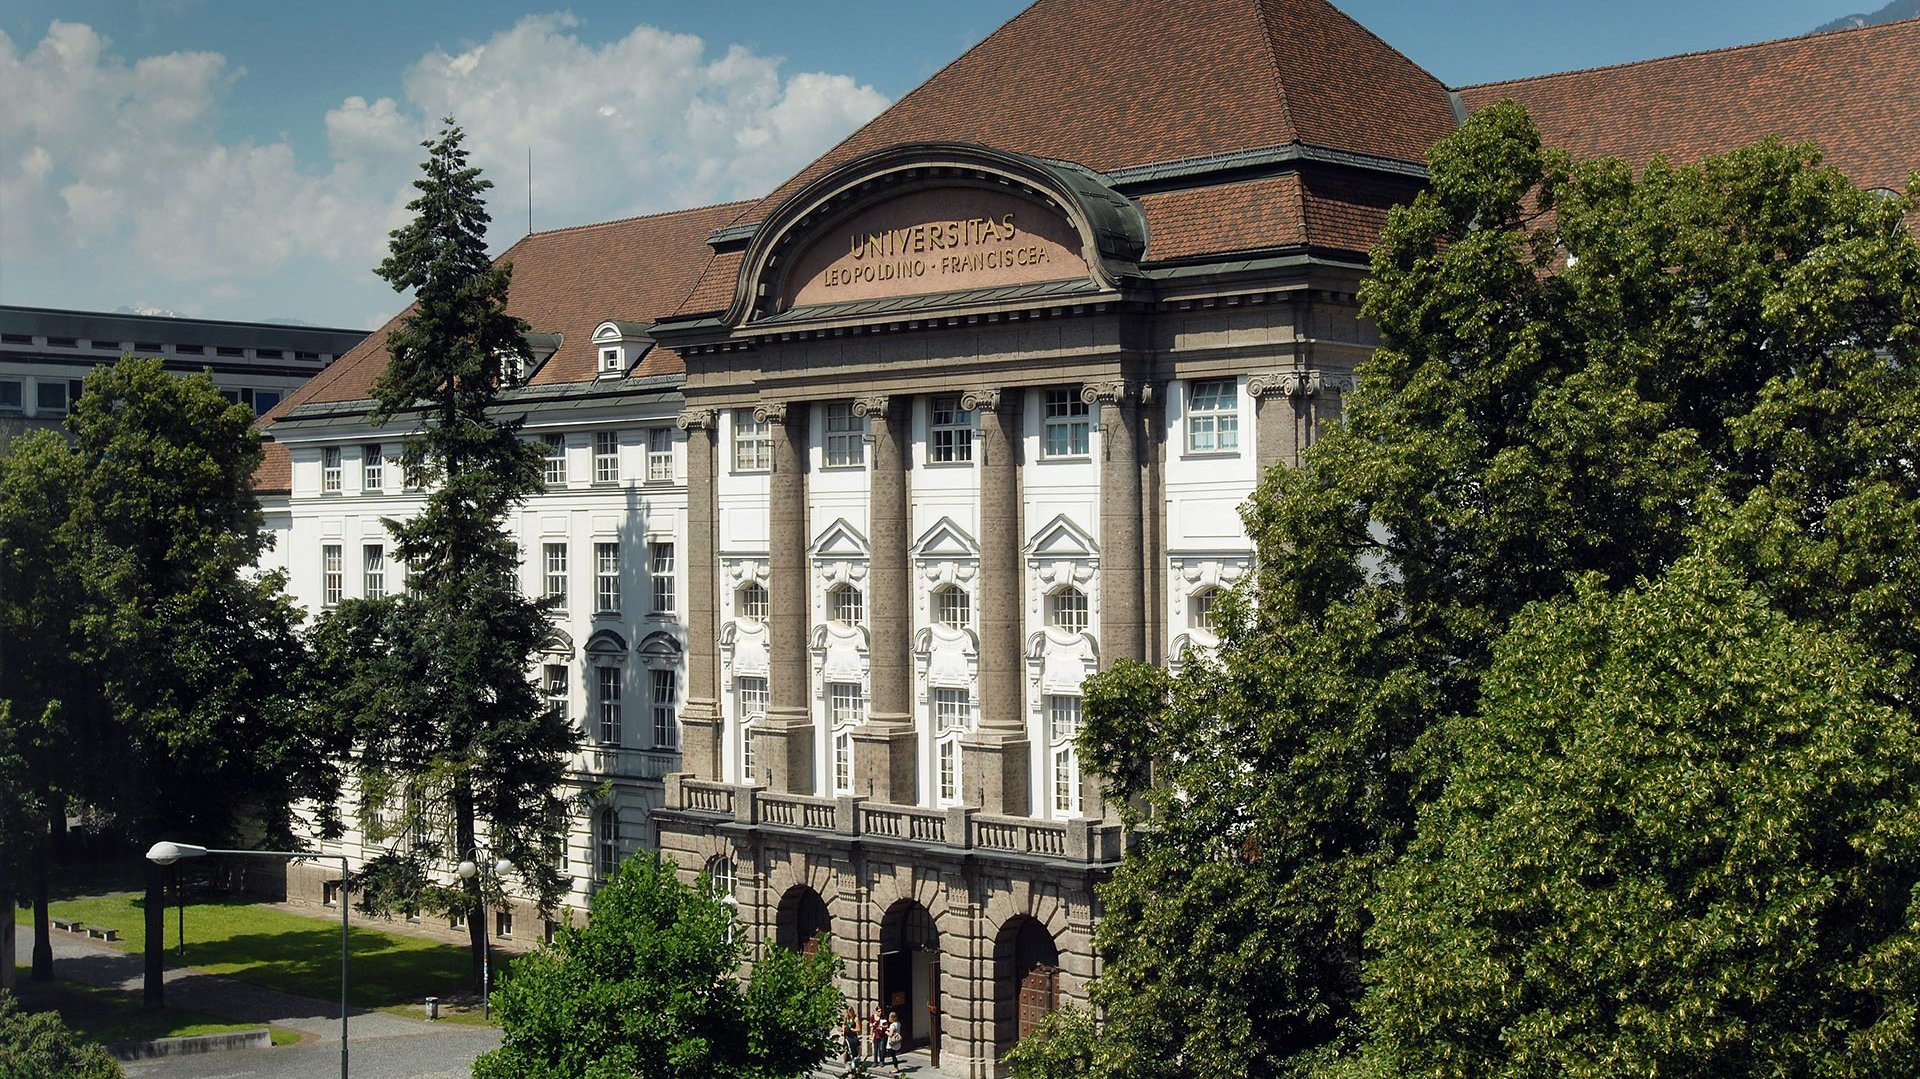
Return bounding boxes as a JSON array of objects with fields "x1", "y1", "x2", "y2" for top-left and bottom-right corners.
[
  {"x1": 596, "y1": 807, "x2": 619, "y2": 882},
  {"x1": 707, "y1": 855, "x2": 736, "y2": 900}
]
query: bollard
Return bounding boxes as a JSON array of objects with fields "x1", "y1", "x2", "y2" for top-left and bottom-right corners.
[{"x1": 425, "y1": 996, "x2": 439, "y2": 1020}]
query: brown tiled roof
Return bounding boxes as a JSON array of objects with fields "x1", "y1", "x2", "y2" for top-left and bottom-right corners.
[
  {"x1": 254, "y1": 439, "x2": 290, "y2": 494},
  {"x1": 1141, "y1": 176, "x2": 1307, "y2": 261},
  {"x1": 270, "y1": 200, "x2": 751, "y2": 412},
  {"x1": 1460, "y1": 18, "x2": 1920, "y2": 193},
  {"x1": 727, "y1": 0, "x2": 1454, "y2": 230}
]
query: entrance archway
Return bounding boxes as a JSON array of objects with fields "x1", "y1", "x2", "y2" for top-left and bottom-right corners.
[
  {"x1": 775, "y1": 885, "x2": 832, "y2": 954},
  {"x1": 878, "y1": 900, "x2": 940, "y2": 1059},
  {"x1": 993, "y1": 916, "x2": 1060, "y2": 1057}
]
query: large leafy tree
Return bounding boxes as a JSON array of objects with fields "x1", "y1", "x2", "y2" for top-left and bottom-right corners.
[
  {"x1": 473, "y1": 854, "x2": 843, "y2": 1079},
  {"x1": 60, "y1": 358, "x2": 335, "y2": 1008},
  {"x1": 310, "y1": 120, "x2": 576, "y2": 990},
  {"x1": 1014, "y1": 101, "x2": 1920, "y2": 1078}
]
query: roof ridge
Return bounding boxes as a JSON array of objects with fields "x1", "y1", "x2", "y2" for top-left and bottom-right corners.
[
  {"x1": 721, "y1": 0, "x2": 1046, "y2": 228},
  {"x1": 1458, "y1": 14, "x2": 1920, "y2": 91},
  {"x1": 525, "y1": 198, "x2": 758, "y2": 240},
  {"x1": 1252, "y1": 0, "x2": 1300, "y2": 148},
  {"x1": 1296, "y1": 0, "x2": 1448, "y2": 93}
]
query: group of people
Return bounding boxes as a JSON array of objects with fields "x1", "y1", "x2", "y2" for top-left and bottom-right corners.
[{"x1": 842, "y1": 1005, "x2": 905, "y2": 1071}]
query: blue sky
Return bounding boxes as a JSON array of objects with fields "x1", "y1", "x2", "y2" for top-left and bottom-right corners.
[{"x1": 0, "y1": 1, "x2": 1877, "y2": 329}]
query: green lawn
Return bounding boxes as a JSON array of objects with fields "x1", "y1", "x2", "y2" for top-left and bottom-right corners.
[
  {"x1": 11, "y1": 965, "x2": 300, "y2": 1047},
  {"x1": 33, "y1": 893, "x2": 490, "y2": 1011}
]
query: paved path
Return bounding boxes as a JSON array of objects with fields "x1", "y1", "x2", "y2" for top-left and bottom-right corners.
[{"x1": 15, "y1": 929, "x2": 501, "y2": 1078}]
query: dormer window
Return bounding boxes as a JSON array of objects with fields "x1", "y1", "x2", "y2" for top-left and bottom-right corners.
[
  {"x1": 600, "y1": 349, "x2": 621, "y2": 375},
  {"x1": 592, "y1": 320, "x2": 653, "y2": 382}
]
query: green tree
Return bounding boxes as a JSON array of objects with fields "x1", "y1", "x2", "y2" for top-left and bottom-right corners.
[
  {"x1": 309, "y1": 120, "x2": 576, "y2": 989},
  {"x1": 1359, "y1": 547, "x2": 1920, "y2": 1077},
  {"x1": 1014, "y1": 101, "x2": 1920, "y2": 1079},
  {"x1": 472, "y1": 853, "x2": 843, "y2": 1079},
  {"x1": 0, "y1": 992, "x2": 124, "y2": 1079},
  {"x1": 61, "y1": 358, "x2": 337, "y2": 1008}
]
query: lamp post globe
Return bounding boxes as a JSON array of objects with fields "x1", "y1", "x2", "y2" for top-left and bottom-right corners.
[{"x1": 457, "y1": 860, "x2": 478, "y2": 880}]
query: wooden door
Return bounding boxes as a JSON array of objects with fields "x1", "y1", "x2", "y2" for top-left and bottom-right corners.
[{"x1": 1017, "y1": 962, "x2": 1059, "y2": 1038}]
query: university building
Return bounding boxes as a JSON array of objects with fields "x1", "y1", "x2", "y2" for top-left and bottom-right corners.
[{"x1": 257, "y1": 2, "x2": 1920, "y2": 1074}]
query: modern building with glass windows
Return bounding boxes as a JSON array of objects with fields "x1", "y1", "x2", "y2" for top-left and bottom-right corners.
[{"x1": 258, "y1": 2, "x2": 1920, "y2": 1073}]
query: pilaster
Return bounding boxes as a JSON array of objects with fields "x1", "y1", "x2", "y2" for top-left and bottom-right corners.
[
  {"x1": 960, "y1": 388, "x2": 1028, "y2": 817},
  {"x1": 1082, "y1": 380, "x2": 1144, "y2": 667},
  {"x1": 760, "y1": 399, "x2": 815, "y2": 794},
  {"x1": 675, "y1": 407, "x2": 723, "y2": 780},
  {"x1": 852, "y1": 394, "x2": 920, "y2": 803}
]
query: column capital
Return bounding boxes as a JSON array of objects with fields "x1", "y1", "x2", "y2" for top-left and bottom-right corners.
[
  {"x1": 1080, "y1": 380, "x2": 1143, "y2": 407},
  {"x1": 753, "y1": 400, "x2": 799, "y2": 425},
  {"x1": 1246, "y1": 370, "x2": 1355, "y2": 399},
  {"x1": 959, "y1": 388, "x2": 1005, "y2": 413},
  {"x1": 851, "y1": 395, "x2": 894, "y2": 420},
  {"x1": 675, "y1": 407, "x2": 718, "y2": 431}
]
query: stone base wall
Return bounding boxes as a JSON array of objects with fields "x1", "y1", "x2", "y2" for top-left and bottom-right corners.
[{"x1": 658, "y1": 814, "x2": 1106, "y2": 1079}]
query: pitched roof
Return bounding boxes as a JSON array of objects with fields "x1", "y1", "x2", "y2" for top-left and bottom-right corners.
[
  {"x1": 1459, "y1": 17, "x2": 1920, "y2": 193},
  {"x1": 269, "y1": 200, "x2": 750, "y2": 413},
  {"x1": 727, "y1": 0, "x2": 1454, "y2": 229},
  {"x1": 254, "y1": 439, "x2": 290, "y2": 494}
]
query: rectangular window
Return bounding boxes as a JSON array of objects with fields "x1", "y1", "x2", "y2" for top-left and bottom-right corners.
[
  {"x1": 651, "y1": 669, "x2": 677, "y2": 748},
  {"x1": 834, "y1": 730, "x2": 853, "y2": 793},
  {"x1": 824, "y1": 402, "x2": 864, "y2": 468},
  {"x1": 1187, "y1": 378, "x2": 1240, "y2": 453},
  {"x1": 322, "y1": 544, "x2": 342, "y2": 607},
  {"x1": 542, "y1": 434, "x2": 567, "y2": 486},
  {"x1": 363, "y1": 545, "x2": 385, "y2": 599},
  {"x1": 646, "y1": 427, "x2": 673, "y2": 483},
  {"x1": 649, "y1": 543, "x2": 675, "y2": 614},
  {"x1": 322, "y1": 447, "x2": 342, "y2": 492},
  {"x1": 929, "y1": 395, "x2": 973, "y2": 463},
  {"x1": 737, "y1": 676, "x2": 768, "y2": 781},
  {"x1": 934, "y1": 688, "x2": 970, "y2": 733},
  {"x1": 0, "y1": 379, "x2": 22, "y2": 412},
  {"x1": 544, "y1": 543, "x2": 568, "y2": 607},
  {"x1": 593, "y1": 432, "x2": 620, "y2": 483},
  {"x1": 1054, "y1": 744, "x2": 1079, "y2": 815},
  {"x1": 830, "y1": 682, "x2": 865, "y2": 728},
  {"x1": 35, "y1": 380, "x2": 69, "y2": 414},
  {"x1": 544, "y1": 664, "x2": 569, "y2": 724},
  {"x1": 597, "y1": 810, "x2": 618, "y2": 882},
  {"x1": 1048, "y1": 694, "x2": 1083, "y2": 742},
  {"x1": 253, "y1": 389, "x2": 281, "y2": 417},
  {"x1": 1042, "y1": 389, "x2": 1091, "y2": 457},
  {"x1": 596, "y1": 666, "x2": 622, "y2": 744},
  {"x1": 543, "y1": 919, "x2": 560, "y2": 945},
  {"x1": 733, "y1": 409, "x2": 771, "y2": 471},
  {"x1": 595, "y1": 542, "x2": 620, "y2": 613},
  {"x1": 362, "y1": 444, "x2": 383, "y2": 491},
  {"x1": 939, "y1": 739, "x2": 959, "y2": 803},
  {"x1": 495, "y1": 910, "x2": 513, "y2": 938}
]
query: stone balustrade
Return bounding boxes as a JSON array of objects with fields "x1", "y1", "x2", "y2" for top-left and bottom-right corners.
[{"x1": 574, "y1": 747, "x2": 680, "y2": 781}]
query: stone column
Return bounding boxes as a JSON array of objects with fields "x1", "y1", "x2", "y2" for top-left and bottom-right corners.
[
  {"x1": 851, "y1": 394, "x2": 917, "y2": 803},
  {"x1": 1084, "y1": 381, "x2": 1144, "y2": 666},
  {"x1": 674, "y1": 407, "x2": 723, "y2": 782},
  {"x1": 959, "y1": 388, "x2": 1028, "y2": 816},
  {"x1": 758, "y1": 400, "x2": 815, "y2": 794},
  {"x1": 1249, "y1": 370, "x2": 1355, "y2": 473}
]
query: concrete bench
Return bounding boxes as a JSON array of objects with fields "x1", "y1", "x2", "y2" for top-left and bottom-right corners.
[
  {"x1": 84, "y1": 926, "x2": 120, "y2": 942},
  {"x1": 52, "y1": 919, "x2": 84, "y2": 933}
]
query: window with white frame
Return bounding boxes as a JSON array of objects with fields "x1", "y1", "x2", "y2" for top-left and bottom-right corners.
[
  {"x1": 363, "y1": 544, "x2": 385, "y2": 599},
  {"x1": 938, "y1": 740, "x2": 959, "y2": 802},
  {"x1": 362, "y1": 444, "x2": 383, "y2": 491},
  {"x1": 737, "y1": 582, "x2": 768, "y2": 622},
  {"x1": 737, "y1": 677, "x2": 768, "y2": 781},
  {"x1": 1046, "y1": 586, "x2": 1088, "y2": 634},
  {"x1": 542, "y1": 434, "x2": 567, "y2": 486},
  {"x1": 934, "y1": 688, "x2": 969, "y2": 804},
  {"x1": 595, "y1": 543, "x2": 620, "y2": 613},
  {"x1": 593, "y1": 432, "x2": 619, "y2": 483},
  {"x1": 824, "y1": 402, "x2": 864, "y2": 468},
  {"x1": 1187, "y1": 379, "x2": 1240, "y2": 453},
  {"x1": 322, "y1": 544, "x2": 342, "y2": 606},
  {"x1": 828, "y1": 583, "x2": 863, "y2": 627},
  {"x1": 933, "y1": 585, "x2": 970, "y2": 628},
  {"x1": 651, "y1": 669, "x2": 677, "y2": 748},
  {"x1": 1042, "y1": 389, "x2": 1091, "y2": 458},
  {"x1": 834, "y1": 729, "x2": 854, "y2": 793},
  {"x1": 707, "y1": 856, "x2": 736, "y2": 899},
  {"x1": 596, "y1": 665, "x2": 622, "y2": 744},
  {"x1": 828, "y1": 683, "x2": 864, "y2": 795},
  {"x1": 733, "y1": 409, "x2": 771, "y2": 471},
  {"x1": 649, "y1": 543, "x2": 675, "y2": 614},
  {"x1": 1191, "y1": 587, "x2": 1221, "y2": 633},
  {"x1": 544, "y1": 664, "x2": 569, "y2": 724},
  {"x1": 646, "y1": 427, "x2": 673, "y2": 483},
  {"x1": 544, "y1": 543, "x2": 568, "y2": 607},
  {"x1": 1048, "y1": 694, "x2": 1083, "y2": 815},
  {"x1": 600, "y1": 348, "x2": 621, "y2": 375},
  {"x1": 322, "y1": 447, "x2": 342, "y2": 492},
  {"x1": 929, "y1": 395, "x2": 973, "y2": 463},
  {"x1": 596, "y1": 807, "x2": 618, "y2": 881}
]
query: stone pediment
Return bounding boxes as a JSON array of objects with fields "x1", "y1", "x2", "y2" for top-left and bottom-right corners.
[
  {"x1": 913, "y1": 517, "x2": 979, "y2": 559},
  {"x1": 810, "y1": 519, "x2": 871, "y2": 559},
  {"x1": 1024, "y1": 514, "x2": 1098, "y2": 559}
]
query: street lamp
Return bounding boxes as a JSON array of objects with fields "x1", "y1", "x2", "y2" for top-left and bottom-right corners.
[
  {"x1": 147, "y1": 841, "x2": 351, "y2": 1079},
  {"x1": 455, "y1": 847, "x2": 514, "y2": 1021}
]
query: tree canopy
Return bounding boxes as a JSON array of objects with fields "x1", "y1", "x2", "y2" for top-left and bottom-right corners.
[
  {"x1": 1015, "y1": 100, "x2": 1920, "y2": 1078},
  {"x1": 472, "y1": 854, "x2": 843, "y2": 1079}
]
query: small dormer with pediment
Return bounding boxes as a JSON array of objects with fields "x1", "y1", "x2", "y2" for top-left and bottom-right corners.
[
  {"x1": 592, "y1": 320, "x2": 653, "y2": 380},
  {"x1": 499, "y1": 330, "x2": 563, "y2": 387}
]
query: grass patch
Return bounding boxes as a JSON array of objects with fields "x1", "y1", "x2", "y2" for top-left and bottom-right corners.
[
  {"x1": 35, "y1": 893, "x2": 492, "y2": 1011},
  {"x1": 10, "y1": 965, "x2": 293, "y2": 1046}
]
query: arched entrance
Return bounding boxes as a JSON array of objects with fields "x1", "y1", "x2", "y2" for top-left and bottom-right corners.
[
  {"x1": 993, "y1": 917, "x2": 1060, "y2": 1057},
  {"x1": 775, "y1": 885, "x2": 832, "y2": 954},
  {"x1": 878, "y1": 900, "x2": 940, "y2": 1060}
]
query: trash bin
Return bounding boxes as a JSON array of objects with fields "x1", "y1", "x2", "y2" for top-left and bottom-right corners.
[{"x1": 425, "y1": 996, "x2": 439, "y2": 1020}]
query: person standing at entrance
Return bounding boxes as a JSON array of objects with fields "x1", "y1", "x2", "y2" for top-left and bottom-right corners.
[
  {"x1": 870, "y1": 1007, "x2": 887, "y2": 1063},
  {"x1": 842, "y1": 1006, "x2": 861, "y2": 1064},
  {"x1": 885, "y1": 1011, "x2": 904, "y2": 1068}
]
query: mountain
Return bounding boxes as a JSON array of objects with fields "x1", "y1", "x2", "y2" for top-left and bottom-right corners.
[{"x1": 1816, "y1": 0, "x2": 1920, "y2": 32}]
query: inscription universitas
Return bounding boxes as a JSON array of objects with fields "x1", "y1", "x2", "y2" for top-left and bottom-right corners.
[{"x1": 823, "y1": 212, "x2": 1053, "y2": 288}]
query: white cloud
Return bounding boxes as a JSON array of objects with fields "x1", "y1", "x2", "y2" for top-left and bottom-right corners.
[{"x1": 0, "y1": 14, "x2": 890, "y2": 322}]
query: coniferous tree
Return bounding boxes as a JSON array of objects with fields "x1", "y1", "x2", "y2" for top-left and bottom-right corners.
[{"x1": 311, "y1": 120, "x2": 577, "y2": 990}]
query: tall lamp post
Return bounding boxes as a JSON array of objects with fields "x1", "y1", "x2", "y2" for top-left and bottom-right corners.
[
  {"x1": 456, "y1": 847, "x2": 513, "y2": 1021},
  {"x1": 147, "y1": 841, "x2": 351, "y2": 1079}
]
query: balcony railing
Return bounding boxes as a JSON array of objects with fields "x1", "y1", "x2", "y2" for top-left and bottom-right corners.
[
  {"x1": 573, "y1": 746, "x2": 679, "y2": 781},
  {"x1": 662, "y1": 775, "x2": 1125, "y2": 865}
]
